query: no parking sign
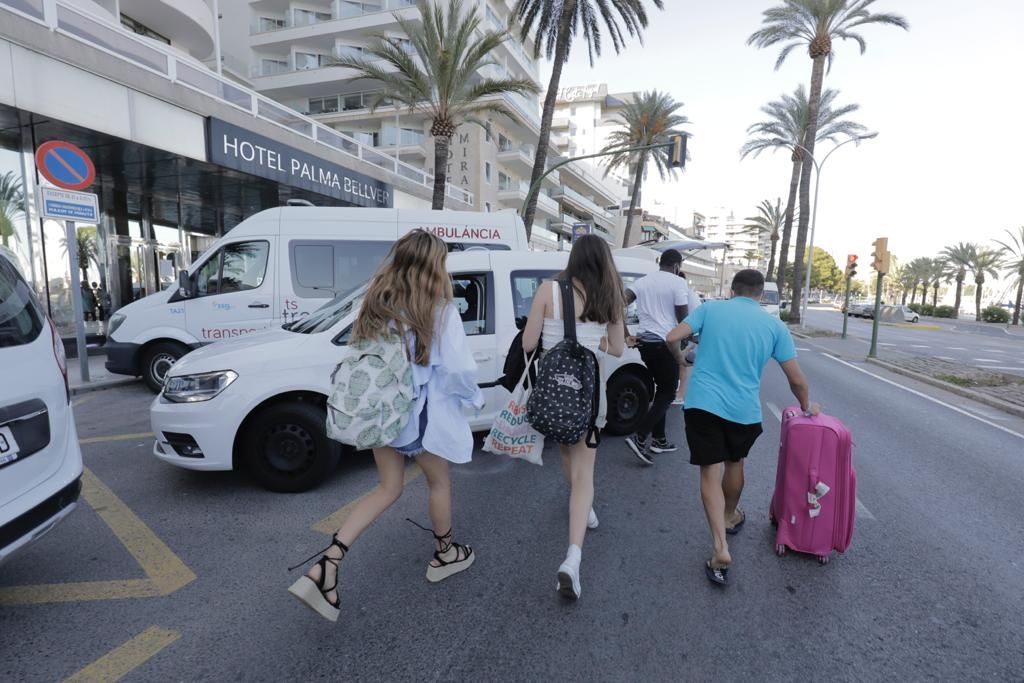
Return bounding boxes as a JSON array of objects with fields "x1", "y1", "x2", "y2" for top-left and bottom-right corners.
[{"x1": 35, "y1": 140, "x2": 96, "y2": 190}]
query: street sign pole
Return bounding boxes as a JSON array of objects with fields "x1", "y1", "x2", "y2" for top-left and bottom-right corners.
[
  {"x1": 64, "y1": 220, "x2": 90, "y2": 383},
  {"x1": 868, "y1": 271, "x2": 885, "y2": 358},
  {"x1": 842, "y1": 275, "x2": 852, "y2": 340}
]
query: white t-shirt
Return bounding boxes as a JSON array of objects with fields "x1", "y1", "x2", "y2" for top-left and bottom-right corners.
[{"x1": 628, "y1": 270, "x2": 689, "y2": 340}]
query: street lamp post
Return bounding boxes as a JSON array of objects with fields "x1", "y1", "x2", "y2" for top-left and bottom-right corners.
[{"x1": 775, "y1": 133, "x2": 877, "y2": 326}]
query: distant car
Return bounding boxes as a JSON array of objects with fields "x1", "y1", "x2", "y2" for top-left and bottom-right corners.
[
  {"x1": 896, "y1": 305, "x2": 919, "y2": 323},
  {"x1": 0, "y1": 251, "x2": 83, "y2": 564}
]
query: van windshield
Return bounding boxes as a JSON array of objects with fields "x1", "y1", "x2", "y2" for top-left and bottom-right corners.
[
  {"x1": 286, "y1": 285, "x2": 367, "y2": 334},
  {"x1": 761, "y1": 290, "x2": 780, "y2": 305},
  {"x1": 0, "y1": 256, "x2": 44, "y2": 348}
]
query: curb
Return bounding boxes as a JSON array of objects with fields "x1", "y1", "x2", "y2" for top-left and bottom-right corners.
[
  {"x1": 865, "y1": 358, "x2": 1024, "y2": 420},
  {"x1": 70, "y1": 377, "x2": 141, "y2": 396}
]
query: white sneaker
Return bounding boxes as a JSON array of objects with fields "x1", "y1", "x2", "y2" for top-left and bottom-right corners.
[
  {"x1": 587, "y1": 508, "x2": 599, "y2": 529},
  {"x1": 556, "y1": 545, "x2": 582, "y2": 600}
]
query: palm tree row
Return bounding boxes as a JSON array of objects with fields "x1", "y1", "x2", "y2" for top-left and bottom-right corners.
[
  {"x1": 894, "y1": 233, "x2": 1024, "y2": 323},
  {"x1": 746, "y1": 0, "x2": 910, "y2": 325}
]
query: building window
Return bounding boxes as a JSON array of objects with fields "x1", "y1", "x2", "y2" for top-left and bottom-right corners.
[
  {"x1": 120, "y1": 15, "x2": 170, "y2": 44},
  {"x1": 485, "y1": 162, "x2": 492, "y2": 184},
  {"x1": 484, "y1": 202, "x2": 492, "y2": 212},
  {"x1": 256, "y1": 16, "x2": 287, "y2": 32},
  {"x1": 485, "y1": 123, "x2": 492, "y2": 143},
  {"x1": 293, "y1": 8, "x2": 331, "y2": 27},
  {"x1": 498, "y1": 133, "x2": 512, "y2": 152},
  {"x1": 309, "y1": 96, "x2": 340, "y2": 115}
]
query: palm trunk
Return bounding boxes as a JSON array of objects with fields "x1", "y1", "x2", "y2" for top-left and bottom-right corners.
[
  {"x1": 776, "y1": 158, "x2": 800, "y2": 293},
  {"x1": 953, "y1": 274, "x2": 964, "y2": 319},
  {"x1": 788, "y1": 56, "x2": 827, "y2": 326},
  {"x1": 431, "y1": 134, "x2": 450, "y2": 210},
  {"x1": 621, "y1": 157, "x2": 645, "y2": 247},
  {"x1": 932, "y1": 283, "x2": 939, "y2": 309},
  {"x1": 521, "y1": 3, "x2": 574, "y2": 239},
  {"x1": 901, "y1": 289, "x2": 908, "y2": 305},
  {"x1": 766, "y1": 235, "x2": 778, "y2": 282},
  {"x1": 1013, "y1": 278, "x2": 1023, "y2": 326},
  {"x1": 975, "y1": 279, "x2": 983, "y2": 321}
]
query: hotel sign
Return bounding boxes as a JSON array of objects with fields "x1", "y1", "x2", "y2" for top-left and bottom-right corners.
[
  {"x1": 207, "y1": 118, "x2": 393, "y2": 208},
  {"x1": 557, "y1": 84, "x2": 607, "y2": 103}
]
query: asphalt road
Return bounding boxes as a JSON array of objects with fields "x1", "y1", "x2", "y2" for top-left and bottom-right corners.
[
  {"x1": 803, "y1": 307, "x2": 1024, "y2": 377},
  {"x1": 3, "y1": 351, "x2": 1024, "y2": 681}
]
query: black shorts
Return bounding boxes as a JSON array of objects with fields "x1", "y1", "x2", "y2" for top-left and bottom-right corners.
[{"x1": 684, "y1": 408, "x2": 763, "y2": 466}]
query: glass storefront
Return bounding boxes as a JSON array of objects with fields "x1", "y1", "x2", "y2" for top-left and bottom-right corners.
[{"x1": 0, "y1": 104, "x2": 353, "y2": 352}]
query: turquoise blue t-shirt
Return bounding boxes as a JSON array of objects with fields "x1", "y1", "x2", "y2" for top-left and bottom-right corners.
[{"x1": 684, "y1": 297, "x2": 797, "y2": 425}]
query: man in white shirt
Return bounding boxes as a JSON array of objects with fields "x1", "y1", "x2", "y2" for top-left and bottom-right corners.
[{"x1": 623, "y1": 249, "x2": 689, "y2": 465}]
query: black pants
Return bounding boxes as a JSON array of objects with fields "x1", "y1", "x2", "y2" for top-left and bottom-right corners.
[{"x1": 636, "y1": 341, "x2": 679, "y2": 441}]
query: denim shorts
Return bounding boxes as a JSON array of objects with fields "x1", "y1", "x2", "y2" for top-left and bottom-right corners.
[{"x1": 395, "y1": 401, "x2": 428, "y2": 458}]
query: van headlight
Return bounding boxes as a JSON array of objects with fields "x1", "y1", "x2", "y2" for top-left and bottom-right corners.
[
  {"x1": 163, "y1": 370, "x2": 238, "y2": 403},
  {"x1": 107, "y1": 313, "x2": 126, "y2": 337}
]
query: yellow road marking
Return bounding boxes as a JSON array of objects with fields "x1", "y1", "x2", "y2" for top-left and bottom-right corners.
[
  {"x1": 63, "y1": 626, "x2": 180, "y2": 683},
  {"x1": 0, "y1": 468, "x2": 195, "y2": 605},
  {"x1": 313, "y1": 463, "x2": 423, "y2": 534},
  {"x1": 72, "y1": 394, "x2": 96, "y2": 408},
  {"x1": 80, "y1": 432, "x2": 154, "y2": 445}
]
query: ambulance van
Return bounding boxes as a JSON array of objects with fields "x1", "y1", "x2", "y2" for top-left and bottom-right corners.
[{"x1": 104, "y1": 207, "x2": 529, "y2": 391}]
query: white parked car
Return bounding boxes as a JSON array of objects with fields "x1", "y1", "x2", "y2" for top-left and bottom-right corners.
[
  {"x1": 151, "y1": 251, "x2": 658, "y2": 492},
  {"x1": 106, "y1": 206, "x2": 530, "y2": 392},
  {"x1": 0, "y1": 251, "x2": 83, "y2": 564}
]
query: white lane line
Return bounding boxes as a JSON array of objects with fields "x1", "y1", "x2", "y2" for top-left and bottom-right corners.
[
  {"x1": 879, "y1": 343, "x2": 896, "y2": 346},
  {"x1": 764, "y1": 400, "x2": 875, "y2": 520},
  {"x1": 950, "y1": 347, "x2": 968, "y2": 351},
  {"x1": 911, "y1": 345, "x2": 930, "y2": 348},
  {"x1": 936, "y1": 356, "x2": 956, "y2": 361},
  {"x1": 821, "y1": 354, "x2": 1024, "y2": 441},
  {"x1": 975, "y1": 366, "x2": 1024, "y2": 371},
  {"x1": 976, "y1": 359, "x2": 1000, "y2": 363},
  {"x1": 795, "y1": 347, "x2": 811, "y2": 351},
  {"x1": 984, "y1": 349, "x2": 1006, "y2": 354},
  {"x1": 856, "y1": 499, "x2": 876, "y2": 520}
]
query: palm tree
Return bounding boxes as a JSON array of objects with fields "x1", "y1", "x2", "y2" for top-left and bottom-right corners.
[
  {"x1": 995, "y1": 227, "x2": 1024, "y2": 325},
  {"x1": 748, "y1": 0, "x2": 909, "y2": 324},
  {"x1": 744, "y1": 250, "x2": 761, "y2": 267},
  {"x1": 600, "y1": 90, "x2": 688, "y2": 247},
  {"x1": 60, "y1": 226, "x2": 100, "y2": 282},
  {"x1": 967, "y1": 248, "x2": 1003, "y2": 321},
  {"x1": 742, "y1": 198, "x2": 786, "y2": 282},
  {"x1": 940, "y1": 242, "x2": 976, "y2": 318},
  {"x1": 740, "y1": 86, "x2": 866, "y2": 291},
  {"x1": 333, "y1": 0, "x2": 539, "y2": 209},
  {"x1": 905, "y1": 257, "x2": 931, "y2": 306},
  {"x1": 0, "y1": 171, "x2": 25, "y2": 248},
  {"x1": 513, "y1": 0, "x2": 664, "y2": 237},
  {"x1": 928, "y1": 257, "x2": 952, "y2": 309}
]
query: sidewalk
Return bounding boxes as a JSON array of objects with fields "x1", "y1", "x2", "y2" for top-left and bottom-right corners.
[
  {"x1": 68, "y1": 353, "x2": 140, "y2": 395},
  {"x1": 793, "y1": 328, "x2": 1024, "y2": 418}
]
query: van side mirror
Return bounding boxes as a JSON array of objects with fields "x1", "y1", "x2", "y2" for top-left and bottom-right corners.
[{"x1": 177, "y1": 270, "x2": 193, "y2": 299}]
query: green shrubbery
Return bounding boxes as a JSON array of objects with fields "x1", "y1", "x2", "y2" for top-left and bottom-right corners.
[
  {"x1": 982, "y1": 306, "x2": 1010, "y2": 323},
  {"x1": 933, "y1": 305, "x2": 955, "y2": 318},
  {"x1": 779, "y1": 309, "x2": 791, "y2": 322},
  {"x1": 908, "y1": 303, "x2": 923, "y2": 314},
  {"x1": 920, "y1": 304, "x2": 935, "y2": 316}
]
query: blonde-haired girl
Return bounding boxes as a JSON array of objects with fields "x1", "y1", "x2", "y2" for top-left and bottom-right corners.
[{"x1": 289, "y1": 230, "x2": 483, "y2": 622}]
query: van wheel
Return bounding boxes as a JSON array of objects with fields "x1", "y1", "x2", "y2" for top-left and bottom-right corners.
[
  {"x1": 142, "y1": 341, "x2": 189, "y2": 392},
  {"x1": 243, "y1": 401, "x2": 338, "y2": 493},
  {"x1": 604, "y1": 371, "x2": 650, "y2": 436}
]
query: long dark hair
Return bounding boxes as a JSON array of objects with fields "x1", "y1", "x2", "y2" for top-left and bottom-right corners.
[{"x1": 560, "y1": 234, "x2": 625, "y2": 324}]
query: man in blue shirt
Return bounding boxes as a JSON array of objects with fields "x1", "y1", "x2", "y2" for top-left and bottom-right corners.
[{"x1": 667, "y1": 269, "x2": 817, "y2": 586}]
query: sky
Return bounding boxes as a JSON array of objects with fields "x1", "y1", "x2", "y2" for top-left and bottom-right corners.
[{"x1": 541, "y1": 0, "x2": 1024, "y2": 295}]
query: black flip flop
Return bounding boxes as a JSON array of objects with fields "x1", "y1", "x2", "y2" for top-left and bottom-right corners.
[
  {"x1": 726, "y1": 508, "x2": 746, "y2": 536},
  {"x1": 705, "y1": 561, "x2": 729, "y2": 586}
]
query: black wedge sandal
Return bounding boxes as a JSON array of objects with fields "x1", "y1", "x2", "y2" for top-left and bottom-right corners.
[
  {"x1": 287, "y1": 536, "x2": 348, "y2": 622},
  {"x1": 407, "y1": 519, "x2": 475, "y2": 583}
]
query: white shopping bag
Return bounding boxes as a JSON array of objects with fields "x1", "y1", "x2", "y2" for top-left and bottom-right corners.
[{"x1": 483, "y1": 363, "x2": 545, "y2": 465}]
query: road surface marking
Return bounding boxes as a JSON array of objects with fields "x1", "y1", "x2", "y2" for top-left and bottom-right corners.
[
  {"x1": 879, "y1": 343, "x2": 896, "y2": 346},
  {"x1": 80, "y1": 432, "x2": 154, "y2": 445},
  {"x1": 950, "y1": 347, "x2": 968, "y2": 351},
  {"x1": 795, "y1": 347, "x2": 811, "y2": 351},
  {"x1": 936, "y1": 356, "x2": 956, "y2": 362},
  {"x1": 911, "y1": 345, "x2": 930, "y2": 348},
  {"x1": 764, "y1": 401, "x2": 875, "y2": 519},
  {"x1": 72, "y1": 394, "x2": 96, "y2": 408},
  {"x1": 975, "y1": 359, "x2": 1000, "y2": 363},
  {"x1": 962, "y1": 405, "x2": 1011, "y2": 421},
  {"x1": 974, "y1": 366, "x2": 1024, "y2": 371},
  {"x1": 0, "y1": 468, "x2": 195, "y2": 605},
  {"x1": 984, "y1": 349, "x2": 1006, "y2": 353},
  {"x1": 313, "y1": 463, "x2": 423, "y2": 534},
  {"x1": 822, "y1": 354, "x2": 1024, "y2": 441},
  {"x1": 63, "y1": 626, "x2": 179, "y2": 683}
]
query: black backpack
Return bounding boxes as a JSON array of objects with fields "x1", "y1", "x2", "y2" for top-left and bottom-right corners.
[{"x1": 527, "y1": 279, "x2": 601, "y2": 447}]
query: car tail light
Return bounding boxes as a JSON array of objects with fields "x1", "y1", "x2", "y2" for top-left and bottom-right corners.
[{"x1": 49, "y1": 318, "x2": 70, "y2": 404}]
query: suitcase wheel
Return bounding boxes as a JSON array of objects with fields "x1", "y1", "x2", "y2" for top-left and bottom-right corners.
[
  {"x1": 775, "y1": 544, "x2": 786, "y2": 557},
  {"x1": 817, "y1": 555, "x2": 831, "y2": 565}
]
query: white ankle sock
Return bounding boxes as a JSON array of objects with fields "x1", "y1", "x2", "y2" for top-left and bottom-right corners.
[{"x1": 564, "y1": 544, "x2": 582, "y2": 568}]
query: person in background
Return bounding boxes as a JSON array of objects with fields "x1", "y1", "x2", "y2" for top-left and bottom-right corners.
[
  {"x1": 288, "y1": 230, "x2": 483, "y2": 622},
  {"x1": 666, "y1": 269, "x2": 818, "y2": 587},
  {"x1": 674, "y1": 270, "x2": 700, "y2": 406},
  {"x1": 522, "y1": 234, "x2": 626, "y2": 601},
  {"x1": 623, "y1": 249, "x2": 689, "y2": 465},
  {"x1": 80, "y1": 282, "x2": 96, "y2": 322}
]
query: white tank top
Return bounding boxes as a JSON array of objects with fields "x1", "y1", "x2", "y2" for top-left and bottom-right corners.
[{"x1": 541, "y1": 280, "x2": 606, "y2": 355}]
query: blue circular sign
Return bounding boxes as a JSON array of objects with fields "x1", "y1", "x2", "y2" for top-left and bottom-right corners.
[{"x1": 35, "y1": 141, "x2": 95, "y2": 190}]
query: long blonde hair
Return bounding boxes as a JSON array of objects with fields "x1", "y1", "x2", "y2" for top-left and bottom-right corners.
[{"x1": 353, "y1": 230, "x2": 452, "y2": 365}]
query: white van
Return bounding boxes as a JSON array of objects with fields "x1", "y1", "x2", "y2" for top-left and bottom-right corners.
[
  {"x1": 150, "y1": 250, "x2": 658, "y2": 492},
  {"x1": 761, "y1": 282, "x2": 781, "y2": 317},
  {"x1": 1, "y1": 251, "x2": 83, "y2": 563},
  {"x1": 105, "y1": 207, "x2": 529, "y2": 391}
]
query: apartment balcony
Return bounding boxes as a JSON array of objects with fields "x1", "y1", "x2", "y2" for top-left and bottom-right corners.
[
  {"x1": 497, "y1": 178, "x2": 529, "y2": 203},
  {"x1": 535, "y1": 192, "x2": 560, "y2": 219},
  {"x1": 551, "y1": 116, "x2": 570, "y2": 130},
  {"x1": 251, "y1": 0, "x2": 417, "y2": 47},
  {"x1": 553, "y1": 185, "x2": 616, "y2": 225},
  {"x1": 497, "y1": 142, "x2": 535, "y2": 173}
]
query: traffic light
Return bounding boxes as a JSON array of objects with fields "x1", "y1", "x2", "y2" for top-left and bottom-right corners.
[
  {"x1": 669, "y1": 134, "x2": 687, "y2": 168},
  {"x1": 872, "y1": 237, "x2": 890, "y2": 273},
  {"x1": 845, "y1": 254, "x2": 858, "y2": 279}
]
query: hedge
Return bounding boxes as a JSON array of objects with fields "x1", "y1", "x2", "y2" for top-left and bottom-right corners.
[{"x1": 982, "y1": 306, "x2": 1010, "y2": 323}]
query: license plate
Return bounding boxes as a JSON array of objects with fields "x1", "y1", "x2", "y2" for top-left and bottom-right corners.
[{"x1": 0, "y1": 426, "x2": 21, "y2": 466}]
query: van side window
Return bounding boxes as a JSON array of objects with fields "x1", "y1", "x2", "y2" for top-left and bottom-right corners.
[
  {"x1": 289, "y1": 240, "x2": 392, "y2": 299},
  {"x1": 620, "y1": 273, "x2": 644, "y2": 325},
  {"x1": 451, "y1": 273, "x2": 493, "y2": 336},
  {"x1": 510, "y1": 269, "x2": 557, "y2": 323},
  {"x1": 194, "y1": 241, "x2": 269, "y2": 297}
]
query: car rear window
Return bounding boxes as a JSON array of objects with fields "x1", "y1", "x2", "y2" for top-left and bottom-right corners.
[{"x1": 0, "y1": 256, "x2": 44, "y2": 348}]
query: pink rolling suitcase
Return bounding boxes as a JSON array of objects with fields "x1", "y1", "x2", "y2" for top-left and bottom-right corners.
[{"x1": 769, "y1": 407, "x2": 856, "y2": 564}]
